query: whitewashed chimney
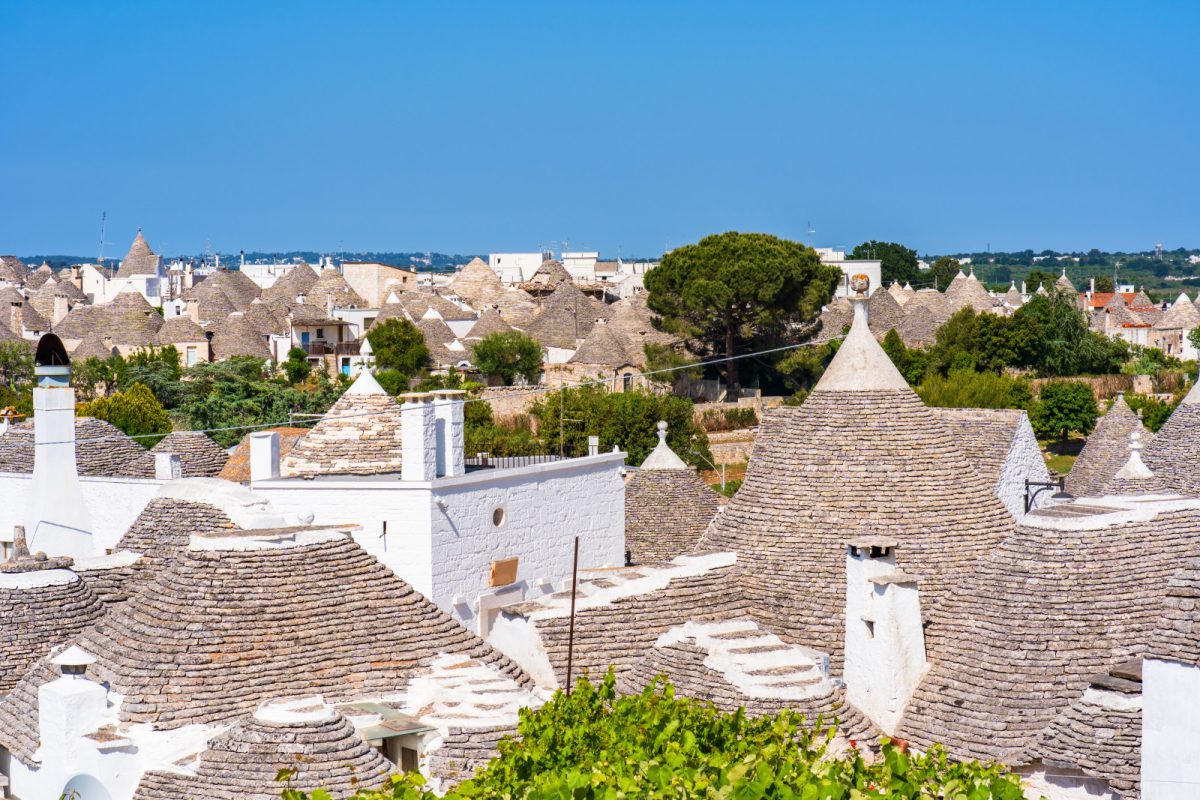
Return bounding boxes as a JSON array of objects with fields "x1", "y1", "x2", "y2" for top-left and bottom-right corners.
[
  {"x1": 432, "y1": 389, "x2": 466, "y2": 478},
  {"x1": 154, "y1": 452, "x2": 182, "y2": 480},
  {"x1": 38, "y1": 646, "x2": 107, "y2": 772},
  {"x1": 400, "y1": 393, "x2": 437, "y2": 482},
  {"x1": 25, "y1": 335, "x2": 93, "y2": 558},
  {"x1": 844, "y1": 536, "x2": 927, "y2": 735},
  {"x1": 250, "y1": 431, "x2": 281, "y2": 483}
]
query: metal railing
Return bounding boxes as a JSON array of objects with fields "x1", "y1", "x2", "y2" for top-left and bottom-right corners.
[{"x1": 465, "y1": 453, "x2": 564, "y2": 470}]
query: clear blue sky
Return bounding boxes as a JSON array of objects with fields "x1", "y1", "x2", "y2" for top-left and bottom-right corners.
[{"x1": 3, "y1": 1, "x2": 1197, "y2": 258}]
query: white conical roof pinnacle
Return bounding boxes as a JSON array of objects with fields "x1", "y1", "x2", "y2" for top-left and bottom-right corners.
[
  {"x1": 640, "y1": 421, "x2": 689, "y2": 470},
  {"x1": 1114, "y1": 429, "x2": 1154, "y2": 480},
  {"x1": 814, "y1": 278, "x2": 908, "y2": 392},
  {"x1": 1182, "y1": 377, "x2": 1200, "y2": 406},
  {"x1": 345, "y1": 367, "x2": 386, "y2": 396}
]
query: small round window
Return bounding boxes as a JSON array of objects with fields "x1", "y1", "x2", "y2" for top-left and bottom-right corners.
[{"x1": 492, "y1": 507, "x2": 506, "y2": 528}]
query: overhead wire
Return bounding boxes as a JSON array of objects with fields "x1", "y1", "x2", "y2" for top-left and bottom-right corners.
[{"x1": 0, "y1": 332, "x2": 849, "y2": 449}]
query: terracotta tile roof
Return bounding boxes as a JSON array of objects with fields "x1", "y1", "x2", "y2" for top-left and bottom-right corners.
[{"x1": 219, "y1": 427, "x2": 309, "y2": 482}]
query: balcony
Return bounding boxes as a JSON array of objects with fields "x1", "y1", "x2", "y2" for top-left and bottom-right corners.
[{"x1": 300, "y1": 340, "x2": 360, "y2": 357}]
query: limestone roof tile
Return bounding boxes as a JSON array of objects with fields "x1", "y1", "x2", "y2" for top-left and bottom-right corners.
[
  {"x1": 0, "y1": 417, "x2": 155, "y2": 477},
  {"x1": 1068, "y1": 396, "x2": 1151, "y2": 497},
  {"x1": 116, "y1": 230, "x2": 161, "y2": 278},
  {"x1": 281, "y1": 373, "x2": 403, "y2": 477},
  {"x1": 151, "y1": 432, "x2": 230, "y2": 477}
]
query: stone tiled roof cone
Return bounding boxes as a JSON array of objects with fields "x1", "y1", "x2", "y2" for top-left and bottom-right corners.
[
  {"x1": 151, "y1": 431, "x2": 230, "y2": 477},
  {"x1": 116, "y1": 229, "x2": 162, "y2": 278},
  {"x1": 1066, "y1": 394, "x2": 1151, "y2": 497},
  {"x1": 624, "y1": 421, "x2": 720, "y2": 564},
  {"x1": 449, "y1": 257, "x2": 506, "y2": 308},
  {"x1": 282, "y1": 370, "x2": 405, "y2": 477},
  {"x1": 697, "y1": 275, "x2": 1013, "y2": 668},
  {"x1": 0, "y1": 488, "x2": 533, "y2": 767},
  {"x1": 133, "y1": 698, "x2": 394, "y2": 800},
  {"x1": 1142, "y1": 378, "x2": 1200, "y2": 495}
]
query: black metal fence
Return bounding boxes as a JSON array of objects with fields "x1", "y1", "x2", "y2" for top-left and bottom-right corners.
[{"x1": 465, "y1": 454, "x2": 564, "y2": 470}]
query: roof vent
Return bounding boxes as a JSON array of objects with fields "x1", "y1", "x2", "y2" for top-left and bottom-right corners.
[{"x1": 51, "y1": 645, "x2": 96, "y2": 678}]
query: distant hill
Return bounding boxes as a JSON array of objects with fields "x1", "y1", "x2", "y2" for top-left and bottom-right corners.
[{"x1": 13, "y1": 251, "x2": 484, "y2": 273}]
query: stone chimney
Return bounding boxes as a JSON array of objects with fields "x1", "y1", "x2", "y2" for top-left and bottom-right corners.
[
  {"x1": 186, "y1": 297, "x2": 200, "y2": 324},
  {"x1": 432, "y1": 390, "x2": 466, "y2": 478},
  {"x1": 52, "y1": 293, "x2": 70, "y2": 325},
  {"x1": 844, "y1": 536, "x2": 927, "y2": 735},
  {"x1": 9, "y1": 301, "x2": 23, "y2": 338},
  {"x1": 400, "y1": 393, "x2": 437, "y2": 482},
  {"x1": 25, "y1": 335, "x2": 94, "y2": 558},
  {"x1": 249, "y1": 430, "x2": 281, "y2": 484}
]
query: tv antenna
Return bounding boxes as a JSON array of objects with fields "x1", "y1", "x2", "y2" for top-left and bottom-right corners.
[
  {"x1": 97, "y1": 211, "x2": 111, "y2": 267},
  {"x1": 806, "y1": 221, "x2": 815, "y2": 246}
]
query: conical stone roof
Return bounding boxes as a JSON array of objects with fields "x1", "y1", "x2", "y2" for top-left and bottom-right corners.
[
  {"x1": 282, "y1": 371, "x2": 403, "y2": 477},
  {"x1": 569, "y1": 320, "x2": 633, "y2": 366},
  {"x1": 151, "y1": 432, "x2": 230, "y2": 477},
  {"x1": 1067, "y1": 395, "x2": 1151, "y2": 497},
  {"x1": 1154, "y1": 292, "x2": 1200, "y2": 330},
  {"x1": 0, "y1": 417, "x2": 155, "y2": 477},
  {"x1": 209, "y1": 312, "x2": 270, "y2": 360},
  {"x1": 0, "y1": 539, "x2": 104, "y2": 695},
  {"x1": 625, "y1": 423, "x2": 720, "y2": 565},
  {"x1": 450, "y1": 257, "x2": 506, "y2": 308},
  {"x1": 1142, "y1": 380, "x2": 1200, "y2": 495},
  {"x1": 0, "y1": 518, "x2": 532, "y2": 766},
  {"x1": 261, "y1": 263, "x2": 319, "y2": 306},
  {"x1": 464, "y1": 308, "x2": 513, "y2": 341},
  {"x1": 697, "y1": 288, "x2": 1014, "y2": 668},
  {"x1": 23, "y1": 263, "x2": 53, "y2": 290},
  {"x1": 525, "y1": 282, "x2": 594, "y2": 349},
  {"x1": 116, "y1": 230, "x2": 161, "y2": 278},
  {"x1": 133, "y1": 701, "x2": 393, "y2": 800},
  {"x1": 0, "y1": 257, "x2": 29, "y2": 284},
  {"x1": 866, "y1": 286, "x2": 906, "y2": 338},
  {"x1": 526, "y1": 259, "x2": 572, "y2": 288},
  {"x1": 70, "y1": 332, "x2": 118, "y2": 361},
  {"x1": 155, "y1": 315, "x2": 207, "y2": 346},
  {"x1": 307, "y1": 268, "x2": 367, "y2": 310}
]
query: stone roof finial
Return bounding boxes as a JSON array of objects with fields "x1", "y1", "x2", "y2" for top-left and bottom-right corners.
[
  {"x1": 813, "y1": 274, "x2": 908, "y2": 392},
  {"x1": 640, "y1": 420, "x2": 688, "y2": 470},
  {"x1": 1114, "y1": 428, "x2": 1154, "y2": 480},
  {"x1": 11, "y1": 525, "x2": 28, "y2": 560}
]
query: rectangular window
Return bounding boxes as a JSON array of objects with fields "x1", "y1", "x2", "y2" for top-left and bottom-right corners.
[
  {"x1": 185, "y1": 346, "x2": 198, "y2": 366},
  {"x1": 316, "y1": 328, "x2": 325, "y2": 340}
]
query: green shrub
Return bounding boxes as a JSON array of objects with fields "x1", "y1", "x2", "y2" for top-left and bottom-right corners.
[
  {"x1": 698, "y1": 406, "x2": 758, "y2": 432},
  {"x1": 78, "y1": 382, "x2": 171, "y2": 447},
  {"x1": 916, "y1": 368, "x2": 1033, "y2": 410}
]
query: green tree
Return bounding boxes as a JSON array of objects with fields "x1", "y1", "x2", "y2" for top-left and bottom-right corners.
[
  {"x1": 278, "y1": 673, "x2": 1025, "y2": 800},
  {"x1": 643, "y1": 342, "x2": 703, "y2": 392},
  {"x1": 1120, "y1": 392, "x2": 1178, "y2": 433},
  {"x1": 79, "y1": 382, "x2": 172, "y2": 447},
  {"x1": 180, "y1": 357, "x2": 345, "y2": 447},
  {"x1": 916, "y1": 368, "x2": 1033, "y2": 410},
  {"x1": 1093, "y1": 275, "x2": 1115, "y2": 293},
  {"x1": 929, "y1": 256, "x2": 961, "y2": 291},
  {"x1": 1032, "y1": 380, "x2": 1098, "y2": 445},
  {"x1": 852, "y1": 240, "x2": 920, "y2": 285},
  {"x1": 71, "y1": 355, "x2": 127, "y2": 401},
  {"x1": 366, "y1": 319, "x2": 430, "y2": 382},
  {"x1": 644, "y1": 232, "x2": 840, "y2": 392},
  {"x1": 472, "y1": 331, "x2": 542, "y2": 385},
  {"x1": 881, "y1": 329, "x2": 929, "y2": 385},
  {"x1": 532, "y1": 386, "x2": 711, "y2": 467},
  {"x1": 123, "y1": 346, "x2": 184, "y2": 407},
  {"x1": 1188, "y1": 327, "x2": 1200, "y2": 354},
  {"x1": 1015, "y1": 288, "x2": 1128, "y2": 376},
  {"x1": 0, "y1": 341, "x2": 34, "y2": 388},
  {"x1": 282, "y1": 347, "x2": 312, "y2": 385},
  {"x1": 1025, "y1": 269, "x2": 1054, "y2": 292}
]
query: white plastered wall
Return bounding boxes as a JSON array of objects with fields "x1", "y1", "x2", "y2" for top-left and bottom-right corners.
[{"x1": 1142, "y1": 657, "x2": 1200, "y2": 800}]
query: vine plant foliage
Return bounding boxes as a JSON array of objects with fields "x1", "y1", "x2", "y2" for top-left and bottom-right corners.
[{"x1": 279, "y1": 673, "x2": 1026, "y2": 800}]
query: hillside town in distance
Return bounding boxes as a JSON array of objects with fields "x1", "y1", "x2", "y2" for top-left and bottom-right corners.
[{"x1": 0, "y1": 226, "x2": 1197, "y2": 800}]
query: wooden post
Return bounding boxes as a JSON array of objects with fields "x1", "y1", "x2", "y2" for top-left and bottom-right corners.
[{"x1": 565, "y1": 535, "x2": 579, "y2": 695}]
